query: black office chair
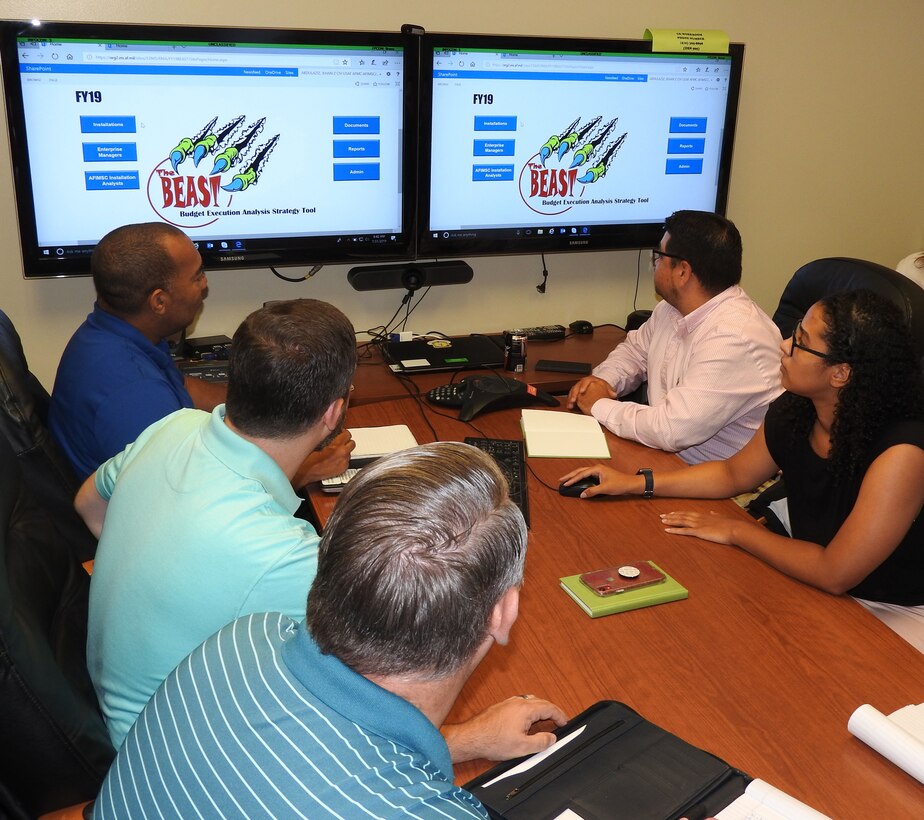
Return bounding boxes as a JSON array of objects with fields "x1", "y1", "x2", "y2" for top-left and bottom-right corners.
[
  {"x1": 0, "y1": 308, "x2": 97, "y2": 563},
  {"x1": 0, "y1": 434, "x2": 115, "y2": 817},
  {"x1": 772, "y1": 257, "x2": 924, "y2": 363},
  {"x1": 748, "y1": 257, "x2": 924, "y2": 532}
]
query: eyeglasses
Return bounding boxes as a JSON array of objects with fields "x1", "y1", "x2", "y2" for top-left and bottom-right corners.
[
  {"x1": 649, "y1": 249, "x2": 687, "y2": 271},
  {"x1": 788, "y1": 320, "x2": 830, "y2": 359}
]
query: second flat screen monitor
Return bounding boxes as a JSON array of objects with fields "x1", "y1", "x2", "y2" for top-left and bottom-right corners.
[{"x1": 418, "y1": 34, "x2": 744, "y2": 258}]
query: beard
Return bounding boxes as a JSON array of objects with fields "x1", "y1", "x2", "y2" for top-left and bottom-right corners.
[{"x1": 315, "y1": 402, "x2": 348, "y2": 451}]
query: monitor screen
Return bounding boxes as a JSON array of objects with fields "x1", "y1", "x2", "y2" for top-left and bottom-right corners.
[
  {"x1": 418, "y1": 34, "x2": 743, "y2": 258},
  {"x1": 0, "y1": 20, "x2": 416, "y2": 278}
]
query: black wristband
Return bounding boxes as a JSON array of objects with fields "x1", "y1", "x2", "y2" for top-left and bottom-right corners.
[{"x1": 636, "y1": 468, "x2": 654, "y2": 498}]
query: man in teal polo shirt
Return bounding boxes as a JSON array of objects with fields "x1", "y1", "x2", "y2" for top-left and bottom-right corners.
[
  {"x1": 94, "y1": 442, "x2": 568, "y2": 818},
  {"x1": 76, "y1": 298, "x2": 357, "y2": 748}
]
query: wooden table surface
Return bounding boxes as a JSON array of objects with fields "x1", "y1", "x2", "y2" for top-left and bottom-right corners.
[{"x1": 307, "y1": 396, "x2": 924, "y2": 818}]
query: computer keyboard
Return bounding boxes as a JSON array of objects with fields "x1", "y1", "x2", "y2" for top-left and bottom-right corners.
[
  {"x1": 320, "y1": 467, "x2": 360, "y2": 493},
  {"x1": 464, "y1": 437, "x2": 530, "y2": 528},
  {"x1": 178, "y1": 361, "x2": 230, "y2": 382}
]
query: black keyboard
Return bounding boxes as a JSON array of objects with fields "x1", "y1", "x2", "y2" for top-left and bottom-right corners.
[
  {"x1": 464, "y1": 437, "x2": 530, "y2": 528},
  {"x1": 178, "y1": 361, "x2": 230, "y2": 382}
]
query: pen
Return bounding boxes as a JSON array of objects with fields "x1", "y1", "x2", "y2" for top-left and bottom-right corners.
[{"x1": 504, "y1": 719, "x2": 626, "y2": 800}]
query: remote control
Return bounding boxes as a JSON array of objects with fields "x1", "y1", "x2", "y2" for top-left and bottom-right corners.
[{"x1": 502, "y1": 324, "x2": 567, "y2": 341}]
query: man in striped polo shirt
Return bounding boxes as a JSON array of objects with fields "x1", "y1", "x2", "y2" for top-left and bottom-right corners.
[{"x1": 94, "y1": 442, "x2": 567, "y2": 818}]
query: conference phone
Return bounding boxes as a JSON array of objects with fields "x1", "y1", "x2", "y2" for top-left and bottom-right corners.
[{"x1": 426, "y1": 374, "x2": 558, "y2": 422}]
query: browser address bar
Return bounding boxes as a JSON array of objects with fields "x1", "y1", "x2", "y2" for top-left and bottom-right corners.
[{"x1": 81, "y1": 51, "x2": 353, "y2": 67}]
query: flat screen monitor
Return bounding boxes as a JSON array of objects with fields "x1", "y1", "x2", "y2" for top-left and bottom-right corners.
[
  {"x1": 0, "y1": 20, "x2": 416, "y2": 278},
  {"x1": 418, "y1": 34, "x2": 743, "y2": 258}
]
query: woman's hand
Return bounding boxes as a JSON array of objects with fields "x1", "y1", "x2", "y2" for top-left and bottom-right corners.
[
  {"x1": 559, "y1": 465, "x2": 638, "y2": 498},
  {"x1": 659, "y1": 510, "x2": 755, "y2": 545}
]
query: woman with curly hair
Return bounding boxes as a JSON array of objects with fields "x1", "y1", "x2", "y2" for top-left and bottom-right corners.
[{"x1": 561, "y1": 289, "x2": 924, "y2": 648}]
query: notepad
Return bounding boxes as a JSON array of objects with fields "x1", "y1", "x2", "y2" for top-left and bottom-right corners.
[
  {"x1": 520, "y1": 409, "x2": 610, "y2": 458},
  {"x1": 348, "y1": 424, "x2": 418, "y2": 466},
  {"x1": 559, "y1": 561, "x2": 687, "y2": 618},
  {"x1": 715, "y1": 779, "x2": 831, "y2": 820}
]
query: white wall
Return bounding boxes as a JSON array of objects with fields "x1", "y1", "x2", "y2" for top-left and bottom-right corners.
[{"x1": 3, "y1": 0, "x2": 922, "y2": 388}]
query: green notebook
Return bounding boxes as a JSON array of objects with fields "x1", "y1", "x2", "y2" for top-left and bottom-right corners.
[{"x1": 559, "y1": 561, "x2": 688, "y2": 618}]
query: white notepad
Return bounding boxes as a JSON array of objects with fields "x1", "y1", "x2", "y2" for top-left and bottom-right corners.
[
  {"x1": 520, "y1": 409, "x2": 610, "y2": 458},
  {"x1": 348, "y1": 425, "x2": 418, "y2": 461}
]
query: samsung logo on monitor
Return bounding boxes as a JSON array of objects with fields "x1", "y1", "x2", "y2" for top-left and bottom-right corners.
[{"x1": 568, "y1": 239, "x2": 590, "y2": 246}]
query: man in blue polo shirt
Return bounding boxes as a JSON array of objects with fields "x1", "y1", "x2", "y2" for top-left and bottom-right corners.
[
  {"x1": 49, "y1": 222, "x2": 351, "y2": 482},
  {"x1": 49, "y1": 222, "x2": 223, "y2": 479},
  {"x1": 94, "y1": 442, "x2": 568, "y2": 818}
]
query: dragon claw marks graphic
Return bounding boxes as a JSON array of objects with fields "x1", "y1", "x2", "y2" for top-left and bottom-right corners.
[
  {"x1": 576, "y1": 132, "x2": 627, "y2": 184},
  {"x1": 222, "y1": 135, "x2": 280, "y2": 192},
  {"x1": 147, "y1": 115, "x2": 279, "y2": 228},
  {"x1": 520, "y1": 115, "x2": 627, "y2": 215}
]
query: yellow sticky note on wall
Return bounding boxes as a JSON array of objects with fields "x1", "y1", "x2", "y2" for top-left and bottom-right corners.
[{"x1": 644, "y1": 29, "x2": 729, "y2": 54}]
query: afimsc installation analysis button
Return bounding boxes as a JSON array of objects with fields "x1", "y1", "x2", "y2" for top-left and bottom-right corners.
[
  {"x1": 332, "y1": 116, "x2": 381, "y2": 134},
  {"x1": 333, "y1": 163, "x2": 381, "y2": 181},
  {"x1": 79, "y1": 115, "x2": 136, "y2": 133},
  {"x1": 82, "y1": 143, "x2": 138, "y2": 162},
  {"x1": 472, "y1": 165, "x2": 514, "y2": 181},
  {"x1": 85, "y1": 171, "x2": 140, "y2": 190},
  {"x1": 333, "y1": 140, "x2": 381, "y2": 158}
]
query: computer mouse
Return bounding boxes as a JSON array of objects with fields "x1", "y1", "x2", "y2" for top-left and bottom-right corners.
[
  {"x1": 558, "y1": 475, "x2": 600, "y2": 497},
  {"x1": 569, "y1": 320, "x2": 594, "y2": 335}
]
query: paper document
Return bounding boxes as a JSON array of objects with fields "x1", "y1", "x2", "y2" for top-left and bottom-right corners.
[
  {"x1": 480, "y1": 725, "x2": 585, "y2": 788},
  {"x1": 520, "y1": 409, "x2": 610, "y2": 458},
  {"x1": 348, "y1": 425, "x2": 418, "y2": 460},
  {"x1": 848, "y1": 702, "x2": 924, "y2": 783},
  {"x1": 715, "y1": 778, "x2": 831, "y2": 819}
]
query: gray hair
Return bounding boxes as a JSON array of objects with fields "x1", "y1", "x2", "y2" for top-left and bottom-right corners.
[{"x1": 307, "y1": 442, "x2": 527, "y2": 678}]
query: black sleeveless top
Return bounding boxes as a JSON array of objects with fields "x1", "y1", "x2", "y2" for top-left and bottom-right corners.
[{"x1": 764, "y1": 394, "x2": 924, "y2": 604}]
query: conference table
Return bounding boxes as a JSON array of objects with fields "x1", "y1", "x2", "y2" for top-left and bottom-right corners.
[{"x1": 307, "y1": 353, "x2": 924, "y2": 818}]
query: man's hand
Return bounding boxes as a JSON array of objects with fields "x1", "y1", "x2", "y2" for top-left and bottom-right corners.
[
  {"x1": 292, "y1": 431, "x2": 356, "y2": 489},
  {"x1": 566, "y1": 375, "x2": 616, "y2": 415},
  {"x1": 441, "y1": 695, "x2": 568, "y2": 763}
]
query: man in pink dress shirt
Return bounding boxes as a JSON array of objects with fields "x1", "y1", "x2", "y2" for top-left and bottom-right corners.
[{"x1": 567, "y1": 210, "x2": 782, "y2": 464}]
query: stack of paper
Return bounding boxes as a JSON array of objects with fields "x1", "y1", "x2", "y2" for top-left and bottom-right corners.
[
  {"x1": 520, "y1": 409, "x2": 610, "y2": 458},
  {"x1": 715, "y1": 779, "x2": 831, "y2": 820},
  {"x1": 348, "y1": 425, "x2": 418, "y2": 465},
  {"x1": 848, "y1": 702, "x2": 924, "y2": 783}
]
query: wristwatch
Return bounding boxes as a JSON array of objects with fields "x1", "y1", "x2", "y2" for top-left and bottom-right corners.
[{"x1": 636, "y1": 468, "x2": 654, "y2": 498}]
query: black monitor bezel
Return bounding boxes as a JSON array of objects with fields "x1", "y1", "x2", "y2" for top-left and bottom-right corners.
[
  {"x1": 0, "y1": 19, "x2": 419, "y2": 278},
  {"x1": 416, "y1": 32, "x2": 744, "y2": 259}
]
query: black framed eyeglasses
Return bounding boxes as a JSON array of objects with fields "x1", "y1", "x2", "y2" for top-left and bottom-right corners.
[
  {"x1": 788, "y1": 320, "x2": 830, "y2": 359},
  {"x1": 649, "y1": 249, "x2": 687, "y2": 270}
]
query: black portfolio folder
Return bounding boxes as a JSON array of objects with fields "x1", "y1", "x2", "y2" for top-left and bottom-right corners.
[{"x1": 465, "y1": 701, "x2": 750, "y2": 820}]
